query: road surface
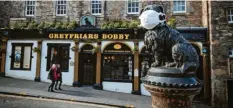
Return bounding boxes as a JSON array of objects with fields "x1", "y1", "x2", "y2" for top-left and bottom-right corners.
[{"x1": 0, "y1": 94, "x2": 118, "y2": 108}]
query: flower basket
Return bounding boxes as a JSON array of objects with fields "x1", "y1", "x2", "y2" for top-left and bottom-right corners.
[
  {"x1": 33, "y1": 47, "x2": 41, "y2": 53},
  {"x1": 92, "y1": 46, "x2": 101, "y2": 54},
  {"x1": 71, "y1": 46, "x2": 79, "y2": 52}
]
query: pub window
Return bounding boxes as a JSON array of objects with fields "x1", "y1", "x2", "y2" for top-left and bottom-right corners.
[
  {"x1": 56, "y1": 0, "x2": 67, "y2": 16},
  {"x1": 102, "y1": 43, "x2": 133, "y2": 82},
  {"x1": 46, "y1": 44, "x2": 70, "y2": 72},
  {"x1": 228, "y1": 9, "x2": 233, "y2": 23},
  {"x1": 25, "y1": 0, "x2": 36, "y2": 16},
  {"x1": 11, "y1": 43, "x2": 33, "y2": 70},
  {"x1": 127, "y1": 0, "x2": 139, "y2": 14},
  {"x1": 91, "y1": 0, "x2": 102, "y2": 15},
  {"x1": 103, "y1": 55, "x2": 133, "y2": 82},
  {"x1": 173, "y1": 0, "x2": 186, "y2": 13}
]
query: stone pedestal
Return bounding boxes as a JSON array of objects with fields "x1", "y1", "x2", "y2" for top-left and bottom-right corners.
[{"x1": 141, "y1": 67, "x2": 202, "y2": 108}]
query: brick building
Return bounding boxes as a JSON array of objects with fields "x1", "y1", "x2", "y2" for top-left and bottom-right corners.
[{"x1": 5, "y1": 0, "x2": 233, "y2": 108}]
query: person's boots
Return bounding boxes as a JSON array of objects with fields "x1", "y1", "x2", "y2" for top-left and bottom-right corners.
[
  {"x1": 59, "y1": 87, "x2": 62, "y2": 90},
  {"x1": 51, "y1": 86, "x2": 55, "y2": 92},
  {"x1": 48, "y1": 87, "x2": 50, "y2": 92}
]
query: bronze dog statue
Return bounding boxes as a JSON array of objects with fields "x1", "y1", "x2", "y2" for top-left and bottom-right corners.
[{"x1": 141, "y1": 5, "x2": 199, "y2": 73}]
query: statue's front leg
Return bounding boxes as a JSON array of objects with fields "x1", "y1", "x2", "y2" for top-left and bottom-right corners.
[{"x1": 151, "y1": 55, "x2": 162, "y2": 67}]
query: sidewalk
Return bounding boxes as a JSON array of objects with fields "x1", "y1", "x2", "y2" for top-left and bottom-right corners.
[{"x1": 0, "y1": 77, "x2": 212, "y2": 108}]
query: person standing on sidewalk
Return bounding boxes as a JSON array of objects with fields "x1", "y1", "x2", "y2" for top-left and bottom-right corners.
[
  {"x1": 55, "y1": 64, "x2": 62, "y2": 90},
  {"x1": 48, "y1": 64, "x2": 58, "y2": 92}
]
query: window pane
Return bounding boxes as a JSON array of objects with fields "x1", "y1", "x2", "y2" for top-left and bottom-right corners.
[
  {"x1": 132, "y1": 8, "x2": 135, "y2": 12},
  {"x1": 60, "y1": 46, "x2": 69, "y2": 71},
  {"x1": 99, "y1": 9, "x2": 101, "y2": 13},
  {"x1": 231, "y1": 9, "x2": 233, "y2": 15},
  {"x1": 132, "y1": 2, "x2": 135, "y2": 7},
  {"x1": 232, "y1": 16, "x2": 233, "y2": 21},
  {"x1": 128, "y1": 8, "x2": 131, "y2": 12},
  {"x1": 23, "y1": 46, "x2": 31, "y2": 69},
  {"x1": 182, "y1": 6, "x2": 185, "y2": 11},
  {"x1": 14, "y1": 46, "x2": 21, "y2": 69},
  {"x1": 136, "y1": 8, "x2": 138, "y2": 12}
]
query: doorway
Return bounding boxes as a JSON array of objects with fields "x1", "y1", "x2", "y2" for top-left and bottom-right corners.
[
  {"x1": 0, "y1": 52, "x2": 2, "y2": 72},
  {"x1": 79, "y1": 53, "x2": 96, "y2": 86},
  {"x1": 228, "y1": 80, "x2": 233, "y2": 108},
  {"x1": 191, "y1": 44, "x2": 204, "y2": 101}
]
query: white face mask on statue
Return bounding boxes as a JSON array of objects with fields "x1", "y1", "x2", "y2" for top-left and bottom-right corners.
[{"x1": 139, "y1": 10, "x2": 166, "y2": 30}]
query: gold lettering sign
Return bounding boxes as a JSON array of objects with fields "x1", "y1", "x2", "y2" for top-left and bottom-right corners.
[
  {"x1": 48, "y1": 33, "x2": 130, "y2": 40},
  {"x1": 114, "y1": 44, "x2": 122, "y2": 49}
]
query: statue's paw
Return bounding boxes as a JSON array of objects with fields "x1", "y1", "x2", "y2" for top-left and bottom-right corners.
[
  {"x1": 166, "y1": 62, "x2": 177, "y2": 67},
  {"x1": 151, "y1": 62, "x2": 160, "y2": 67}
]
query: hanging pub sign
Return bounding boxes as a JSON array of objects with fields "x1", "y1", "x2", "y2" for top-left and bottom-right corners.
[
  {"x1": 80, "y1": 15, "x2": 96, "y2": 27},
  {"x1": 103, "y1": 43, "x2": 132, "y2": 54}
]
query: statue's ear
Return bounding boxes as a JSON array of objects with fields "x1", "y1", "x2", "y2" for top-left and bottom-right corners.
[
  {"x1": 139, "y1": 8, "x2": 144, "y2": 16},
  {"x1": 158, "y1": 6, "x2": 164, "y2": 13}
]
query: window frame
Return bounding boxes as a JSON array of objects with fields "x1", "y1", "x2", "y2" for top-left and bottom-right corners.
[
  {"x1": 173, "y1": 0, "x2": 186, "y2": 13},
  {"x1": 91, "y1": 0, "x2": 102, "y2": 15},
  {"x1": 25, "y1": 0, "x2": 36, "y2": 16},
  {"x1": 127, "y1": 0, "x2": 140, "y2": 15},
  {"x1": 55, "y1": 0, "x2": 67, "y2": 16},
  {"x1": 228, "y1": 9, "x2": 233, "y2": 24},
  {"x1": 10, "y1": 43, "x2": 33, "y2": 70},
  {"x1": 46, "y1": 43, "x2": 71, "y2": 72}
]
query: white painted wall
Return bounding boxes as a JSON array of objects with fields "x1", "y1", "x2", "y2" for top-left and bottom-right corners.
[
  {"x1": 5, "y1": 40, "x2": 38, "y2": 80},
  {"x1": 140, "y1": 84, "x2": 151, "y2": 96},
  {"x1": 139, "y1": 41, "x2": 146, "y2": 54},
  {"x1": 40, "y1": 40, "x2": 75, "y2": 86},
  {"x1": 102, "y1": 81, "x2": 132, "y2": 93}
]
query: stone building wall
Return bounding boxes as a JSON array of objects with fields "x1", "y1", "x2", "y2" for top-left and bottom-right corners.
[
  {"x1": 209, "y1": 1, "x2": 233, "y2": 108},
  {"x1": 0, "y1": 1, "x2": 205, "y2": 28}
]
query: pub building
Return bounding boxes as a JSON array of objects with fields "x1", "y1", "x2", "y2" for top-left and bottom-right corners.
[{"x1": 0, "y1": 27, "x2": 208, "y2": 97}]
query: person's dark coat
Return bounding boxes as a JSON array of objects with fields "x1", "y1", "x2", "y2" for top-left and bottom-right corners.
[
  {"x1": 57, "y1": 67, "x2": 62, "y2": 81},
  {"x1": 48, "y1": 68, "x2": 57, "y2": 81}
]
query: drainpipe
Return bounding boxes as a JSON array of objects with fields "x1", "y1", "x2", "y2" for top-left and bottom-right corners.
[{"x1": 207, "y1": 0, "x2": 213, "y2": 107}]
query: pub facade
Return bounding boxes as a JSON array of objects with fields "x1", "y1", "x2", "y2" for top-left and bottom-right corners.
[{"x1": 0, "y1": 27, "x2": 208, "y2": 96}]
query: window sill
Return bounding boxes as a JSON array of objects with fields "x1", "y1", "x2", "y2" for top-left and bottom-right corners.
[
  {"x1": 25, "y1": 15, "x2": 35, "y2": 17},
  {"x1": 10, "y1": 68, "x2": 31, "y2": 71},
  {"x1": 126, "y1": 13, "x2": 140, "y2": 16},
  {"x1": 172, "y1": 11, "x2": 187, "y2": 16},
  {"x1": 92, "y1": 13, "x2": 102, "y2": 16},
  {"x1": 228, "y1": 22, "x2": 233, "y2": 27},
  {"x1": 56, "y1": 14, "x2": 67, "y2": 17}
]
